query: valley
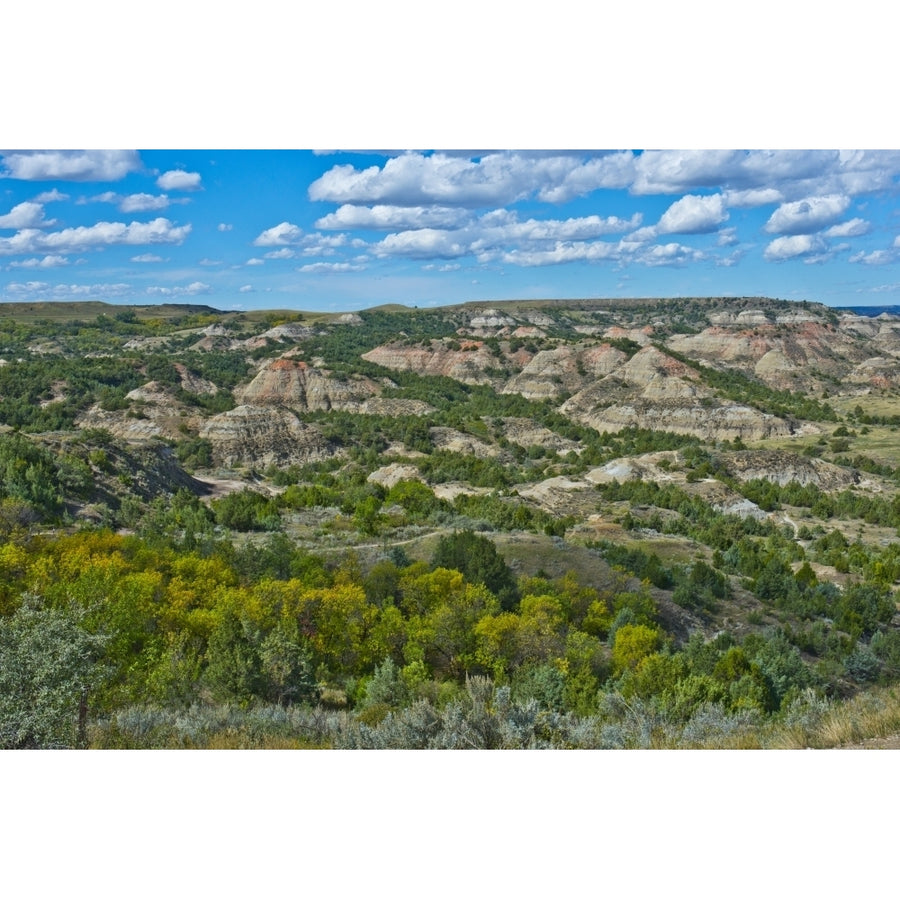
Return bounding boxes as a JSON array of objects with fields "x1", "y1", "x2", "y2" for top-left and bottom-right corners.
[{"x1": 3, "y1": 295, "x2": 900, "y2": 748}]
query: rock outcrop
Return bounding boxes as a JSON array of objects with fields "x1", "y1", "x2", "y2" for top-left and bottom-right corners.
[
  {"x1": 362, "y1": 340, "x2": 512, "y2": 386},
  {"x1": 199, "y1": 405, "x2": 338, "y2": 468},
  {"x1": 501, "y1": 343, "x2": 626, "y2": 400},
  {"x1": 236, "y1": 358, "x2": 380, "y2": 410},
  {"x1": 721, "y1": 450, "x2": 860, "y2": 490}
]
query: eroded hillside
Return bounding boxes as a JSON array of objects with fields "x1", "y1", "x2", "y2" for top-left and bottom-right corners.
[{"x1": 4, "y1": 296, "x2": 900, "y2": 749}]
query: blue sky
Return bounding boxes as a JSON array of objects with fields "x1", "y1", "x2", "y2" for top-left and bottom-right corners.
[{"x1": 2, "y1": 149, "x2": 900, "y2": 312}]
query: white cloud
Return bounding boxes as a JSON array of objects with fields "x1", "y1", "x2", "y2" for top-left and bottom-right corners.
[
  {"x1": 374, "y1": 228, "x2": 469, "y2": 259},
  {"x1": 5, "y1": 280, "x2": 132, "y2": 299},
  {"x1": 764, "y1": 234, "x2": 829, "y2": 261},
  {"x1": 119, "y1": 193, "x2": 170, "y2": 213},
  {"x1": 146, "y1": 281, "x2": 211, "y2": 296},
  {"x1": 0, "y1": 217, "x2": 191, "y2": 255},
  {"x1": 764, "y1": 194, "x2": 851, "y2": 234},
  {"x1": 296, "y1": 262, "x2": 365, "y2": 273},
  {"x1": 628, "y1": 150, "x2": 900, "y2": 202},
  {"x1": 717, "y1": 227, "x2": 738, "y2": 246},
  {"x1": 301, "y1": 233, "x2": 348, "y2": 256},
  {"x1": 0, "y1": 201, "x2": 52, "y2": 229},
  {"x1": 477, "y1": 210, "x2": 642, "y2": 243},
  {"x1": 536, "y1": 152, "x2": 636, "y2": 202},
  {"x1": 825, "y1": 218, "x2": 870, "y2": 238},
  {"x1": 624, "y1": 226, "x2": 658, "y2": 244},
  {"x1": 156, "y1": 170, "x2": 202, "y2": 192},
  {"x1": 253, "y1": 222, "x2": 303, "y2": 246},
  {"x1": 217, "y1": 223, "x2": 233, "y2": 232},
  {"x1": 33, "y1": 189, "x2": 69, "y2": 203},
  {"x1": 632, "y1": 150, "x2": 746, "y2": 194},
  {"x1": 866, "y1": 281, "x2": 900, "y2": 293},
  {"x1": 849, "y1": 249, "x2": 896, "y2": 266},
  {"x1": 364, "y1": 210, "x2": 646, "y2": 263},
  {"x1": 87, "y1": 191, "x2": 119, "y2": 205},
  {"x1": 657, "y1": 194, "x2": 728, "y2": 234},
  {"x1": 131, "y1": 253, "x2": 164, "y2": 262},
  {"x1": 309, "y1": 151, "x2": 638, "y2": 208},
  {"x1": 8, "y1": 255, "x2": 69, "y2": 268},
  {"x1": 893, "y1": 235, "x2": 900, "y2": 249},
  {"x1": 264, "y1": 248, "x2": 296, "y2": 260},
  {"x1": 639, "y1": 242, "x2": 705, "y2": 267},
  {"x1": 309, "y1": 151, "x2": 900, "y2": 228},
  {"x1": 500, "y1": 241, "x2": 621, "y2": 267},
  {"x1": 0, "y1": 150, "x2": 141, "y2": 182},
  {"x1": 316, "y1": 204, "x2": 471, "y2": 231},
  {"x1": 198, "y1": 258, "x2": 222, "y2": 266},
  {"x1": 245, "y1": 258, "x2": 265, "y2": 265},
  {"x1": 239, "y1": 285, "x2": 254, "y2": 293},
  {"x1": 722, "y1": 187, "x2": 783, "y2": 208},
  {"x1": 715, "y1": 249, "x2": 744, "y2": 267}
]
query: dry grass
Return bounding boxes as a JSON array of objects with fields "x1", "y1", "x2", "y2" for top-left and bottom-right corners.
[{"x1": 766, "y1": 686, "x2": 900, "y2": 749}]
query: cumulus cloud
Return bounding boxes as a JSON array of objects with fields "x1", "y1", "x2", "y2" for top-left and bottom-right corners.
[
  {"x1": 301, "y1": 233, "x2": 348, "y2": 256},
  {"x1": 33, "y1": 189, "x2": 69, "y2": 203},
  {"x1": 146, "y1": 281, "x2": 211, "y2": 296},
  {"x1": 639, "y1": 242, "x2": 705, "y2": 267},
  {"x1": 316, "y1": 204, "x2": 471, "y2": 231},
  {"x1": 764, "y1": 194, "x2": 851, "y2": 234},
  {"x1": 633, "y1": 150, "x2": 838, "y2": 196},
  {"x1": 657, "y1": 194, "x2": 728, "y2": 234},
  {"x1": 245, "y1": 258, "x2": 265, "y2": 265},
  {"x1": 217, "y1": 223, "x2": 233, "y2": 232},
  {"x1": 849, "y1": 249, "x2": 896, "y2": 265},
  {"x1": 825, "y1": 218, "x2": 870, "y2": 238},
  {"x1": 5, "y1": 281, "x2": 132, "y2": 299},
  {"x1": 0, "y1": 202, "x2": 53, "y2": 229},
  {"x1": 239, "y1": 285, "x2": 254, "y2": 293},
  {"x1": 373, "y1": 229, "x2": 469, "y2": 259},
  {"x1": 717, "y1": 227, "x2": 739, "y2": 247},
  {"x1": 536, "y1": 152, "x2": 636, "y2": 202},
  {"x1": 119, "y1": 193, "x2": 171, "y2": 213},
  {"x1": 722, "y1": 187, "x2": 783, "y2": 208},
  {"x1": 628, "y1": 150, "x2": 900, "y2": 202},
  {"x1": 497, "y1": 237, "x2": 699, "y2": 269},
  {"x1": 296, "y1": 262, "x2": 365, "y2": 273},
  {"x1": 715, "y1": 249, "x2": 744, "y2": 267},
  {"x1": 309, "y1": 150, "x2": 900, "y2": 224},
  {"x1": 8, "y1": 255, "x2": 69, "y2": 268},
  {"x1": 631, "y1": 150, "x2": 747, "y2": 194},
  {"x1": 131, "y1": 253, "x2": 164, "y2": 262},
  {"x1": 156, "y1": 170, "x2": 202, "y2": 191},
  {"x1": 253, "y1": 222, "x2": 303, "y2": 246},
  {"x1": 478, "y1": 210, "x2": 642, "y2": 243},
  {"x1": 894, "y1": 235, "x2": 900, "y2": 248},
  {"x1": 0, "y1": 217, "x2": 191, "y2": 255},
  {"x1": 264, "y1": 248, "x2": 296, "y2": 260},
  {"x1": 363, "y1": 210, "x2": 645, "y2": 264},
  {"x1": 310, "y1": 151, "x2": 638, "y2": 208},
  {"x1": 763, "y1": 234, "x2": 829, "y2": 261},
  {"x1": 87, "y1": 192, "x2": 180, "y2": 213},
  {"x1": 0, "y1": 150, "x2": 141, "y2": 182},
  {"x1": 499, "y1": 241, "x2": 621, "y2": 267}
]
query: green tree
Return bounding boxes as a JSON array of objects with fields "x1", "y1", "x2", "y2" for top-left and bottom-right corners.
[
  {"x1": 0, "y1": 595, "x2": 109, "y2": 748},
  {"x1": 431, "y1": 530, "x2": 519, "y2": 611},
  {"x1": 203, "y1": 610, "x2": 265, "y2": 705}
]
